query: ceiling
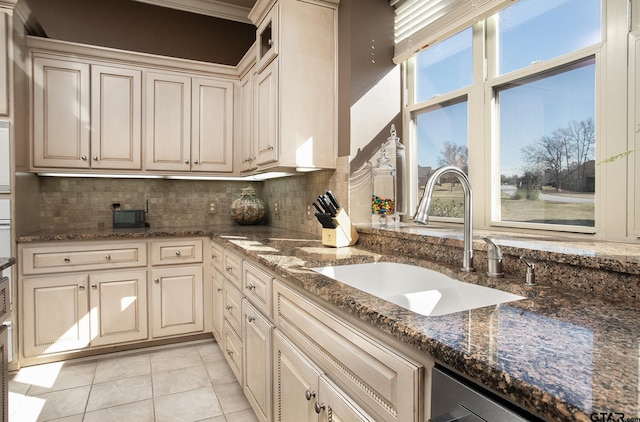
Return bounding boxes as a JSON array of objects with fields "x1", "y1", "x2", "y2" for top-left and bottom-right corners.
[{"x1": 135, "y1": 0, "x2": 258, "y2": 23}]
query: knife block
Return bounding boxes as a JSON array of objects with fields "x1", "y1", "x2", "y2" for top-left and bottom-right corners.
[{"x1": 322, "y1": 209, "x2": 358, "y2": 248}]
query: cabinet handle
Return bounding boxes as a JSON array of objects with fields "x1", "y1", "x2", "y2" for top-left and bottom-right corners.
[
  {"x1": 247, "y1": 315, "x2": 255, "y2": 323},
  {"x1": 81, "y1": 155, "x2": 87, "y2": 161},
  {"x1": 247, "y1": 284, "x2": 256, "y2": 291},
  {"x1": 78, "y1": 285, "x2": 85, "y2": 290},
  {"x1": 91, "y1": 284, "x2": 97, "y2": 289},
  {"x1": 154, "y1": 278, "x2": 160, "y2": 284},
  {"x1": 314, "y1": 402, "x2": 326, "y2": 414},
  {"x1": 105, "y1": 254, "x2": 111, "y2": 260},
  {"x1": 217, "y1": 287, "x2": 223, "y2": 292},
  {"x1": 175, "y1": 250, "x2": 182, "y2": 256},
  {"x1": 93, "y1": 156, "x2": 98, "y2": 161},
  {"x1": 64, "y1": 257, "x2": 71, "y2": 263},
  {"x1": 305, "y1": 390, "x2": 316, "y2": 401}
]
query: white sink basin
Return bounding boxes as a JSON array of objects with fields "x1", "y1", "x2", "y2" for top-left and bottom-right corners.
[{"x1": 311, "y1": 262, "x2": 524, "y2": 317}]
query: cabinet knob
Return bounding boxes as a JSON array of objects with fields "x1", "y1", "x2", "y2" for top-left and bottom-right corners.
[
  {"x1": 154, "y1": 278, "x2": 160, "y2": 284},
  {"x1": 305, "y1": 390, "x2": 316, "y2": 401},
  {"x1": 226, "y1": 305, "x2": 232, "y2": 311},
  {"x1": 64, "y1": 257, "x2": 71, "y2": 263},
  {"x1": 247, "y1": 315, "x2": 255, "y2": 323},
  {"x1": 193, "y1": 160, "x2": 199, "y2": 164},
  {"x1": 185, "y1": 160, "x2": 190, "y2": 164},
  {"x1": 314, "y1": 402, "x2": 326, "y2": 414},
  {"x1": 268, "y1": 39, "x2": 273, "y2": 46},
  {"x1": 247, "y1": 284, "x2": 256, "y2": 291},
  {"x1": 176, "y1": 250, "x2": 182, "y2": 256},
  {"x1": 267, "y1": 145, "x2": 274, "y2": 150},
  {"x1": 93, "y1": 156, "x2": 98, "y2": 161},
  {"x1": 217, "y1": 287, "x2": 223, "y2": 292},
  {"x1": 81, "y1": 155, "x2": 87, "y2": 161},
  {"x1": 226, "y1": 350, "x2": 233, "y2": 356},
  {"x1": 226, "y1": 266, "x2": 233, "y2": 272},
  {"x1": 78, "y1": 285, "x2": 85, "y2": 290},
  {"x1": 105, "y1": 254, "x2": 111, "y2": 260},
  {"x1": 91, "y1": 284, "x2": 97, "y2": 289}
]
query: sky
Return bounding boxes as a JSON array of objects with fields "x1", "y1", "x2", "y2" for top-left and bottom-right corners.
[{"x1": 415, "y1": 0, "x2": 601, "y2": 175}]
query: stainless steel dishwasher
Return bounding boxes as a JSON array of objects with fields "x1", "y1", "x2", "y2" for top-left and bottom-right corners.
[{"x1": 430, "y1": 366, "x2": 542, "y2": 422}]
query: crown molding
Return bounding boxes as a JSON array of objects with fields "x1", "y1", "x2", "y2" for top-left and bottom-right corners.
[{"x1": 132, "y1": 0, "x2": 253, "y2": 24}]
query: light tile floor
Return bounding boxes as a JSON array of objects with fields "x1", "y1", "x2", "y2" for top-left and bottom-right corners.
[{"x1": 8, "y1": 339, "x2": 259, "y2": 422}]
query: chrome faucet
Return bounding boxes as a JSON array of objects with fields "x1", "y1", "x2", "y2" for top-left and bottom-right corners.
[{"x1": 413, "y1": 165, "x2": 474, "y2": 272}]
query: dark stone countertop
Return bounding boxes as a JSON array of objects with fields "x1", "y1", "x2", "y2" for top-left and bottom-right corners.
[
  {"x1": 16, "y1": 224, "x2": 640, "y2": 421},
  {"x1": 0, "y1": 257, "x2": 15, "y2": 272}
]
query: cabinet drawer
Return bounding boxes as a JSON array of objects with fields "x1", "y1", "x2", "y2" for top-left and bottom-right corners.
[
  {"x1": 243, "y1": 261, "x2": 272, "y2": 317},
  {"x1": 211, "y1": 241, "x2": 225, "y2": 272},
  {"x1": 0, "y1": 277, "x2": 8, "y2": 325},
  {"x1": 151, "y1": 238, "x2": 203, "y2": 265},
  {"x1": 21, "y1": 242, "x2": 147, "y2": 275},
  {"x1": 273, "y1": 280, "x2": 423, "y2": 422},
  {"x1": 224, "y1": 281, "x2": 243, "y2": 337},
  {"x1": 223, "y1": 321, "x2": 243, "y2": 384},
  {"x1": 222, "y1": 249, "x2": 242, "y2": 289}
]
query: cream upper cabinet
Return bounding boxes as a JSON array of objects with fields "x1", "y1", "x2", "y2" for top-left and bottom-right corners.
[
  {"x1": 0, "y1": 9, "x2": 11, "y2": 116},
  {"x1": 191, "y1": 77, "x2": 235, "y2": 173},
  {"x1": 32, "y1": 56, "x2": 91, "y2": 169},
  {"x1": 144, "y1": 72, "x2": 235, "y2": 173},
  {"x1": 90, "y1": 65, "x2": 142, "y2": 170},
  {"x1": 249, "y1": 0, "x2": 338, "y2": 171},
  {"x1": 32, "y1": 58, "x2": 143, "y2": 170},
  {"x1": 239, "y1": 69, "x2": 257, "y2": 172},
  {"x1": 144, "y1": 71, "x2": 192, "y2": 172}
]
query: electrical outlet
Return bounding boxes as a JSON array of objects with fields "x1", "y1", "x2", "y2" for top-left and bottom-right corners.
[
  {"x1": 306, "y1": 204, "x2": 313, "y2": 220},
  {"x1": 208, "y1": 200, "x2": 218, "y2": 214},
  {"x1": 274, "y1": 200, "x2": 280, "y2": 215}
]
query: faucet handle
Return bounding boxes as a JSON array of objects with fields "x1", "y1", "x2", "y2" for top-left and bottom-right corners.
[
  {"x1": 519, "y1": 256, "x2": 536, "y2": 285},
  {"x1": 482, "y1": 236, "x2": 504, "y2": 278},
  {"x1": 482, "y1": 236, "x2": 502, "y2": 260}
]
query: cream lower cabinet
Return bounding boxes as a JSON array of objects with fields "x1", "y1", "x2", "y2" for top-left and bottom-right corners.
[
  {"x1": 22, "y1": 269, "x2": 148, "y2": 357},
  {"x1": 273, "y1": 330, "x2": 375, "y2": 422},
  {"x1": 150, "y1": 265, "x2": 204, "y2": 337},
  {"x1": 243, "y1": 299, "x2": 273, "y2": 422}
]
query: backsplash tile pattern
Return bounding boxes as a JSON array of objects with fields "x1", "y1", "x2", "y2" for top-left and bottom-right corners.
[
  {"x1": 37, "y1": 157, "x2": 350, "y2": 235},
  {"x1": 38, "y1": 177, "x2": 266, "y2": 230}
]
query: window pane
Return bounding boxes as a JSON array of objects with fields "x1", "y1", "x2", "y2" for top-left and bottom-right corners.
[
  {"x1": 415, "y1": 27, "x2": 472, "y2": 102},
  {"x1": 497, "y1": 59, "x2": 595, "y2": 227},
  {"x1": 498, "y1": 0, "x2": 601, "y2": 75},
  {"x1": 416, "y1": 99, "x2": 468, "y2": 218}
]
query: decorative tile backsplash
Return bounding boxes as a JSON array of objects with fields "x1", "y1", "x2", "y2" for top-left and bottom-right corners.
[{"x1": 37, "y1": 157, "x2": 351, "y2": 234}]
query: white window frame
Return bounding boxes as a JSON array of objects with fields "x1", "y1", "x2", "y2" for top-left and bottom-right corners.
[{"x1": 402, "y1": 0, "x2": 637, "y2": 242}]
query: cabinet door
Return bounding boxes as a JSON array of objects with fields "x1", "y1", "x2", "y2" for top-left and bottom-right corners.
[
  {"x1": 191, "y1": 77, "x2": 234, "y2": 172},
  {"x1": 89, "y1": 270, "x2": 148, "y2": 347},
  {"x1": 22, "y1": 274, "x2": 90, "y2": 357},
  {"x1": 212, "y1": 268, "x2": 225, "y2": 339},
  {"x1": 254, "y1": 59, "x2": 278, "y2": 167},
  {"x1": 91, "y1": 65, "x2": 142, "y2": 170},
  {"x1": 273, "y1": 330, "x2": 320, "y2": 422},
  {"x1": 240, "y1": 70, "x2": 256, "y2": 172},
  {"x1": 32, "y1": 57, "x2": 90, "y2": 168},
  {"x1": 151, "y1": 265, "x2": 204, "y2": 337},
  {"x1": 0, "y1": 11, "x2": 9, "y2": 116},
  {"x1": 243, "y1": 299, "x2": 273, "y2": 422},
  {"x1": 144, "y1": 71, "x2": 191, "y2": 171},
  {"x1": 317, "y1": 375, "x2": 376, "y2": 422}
]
